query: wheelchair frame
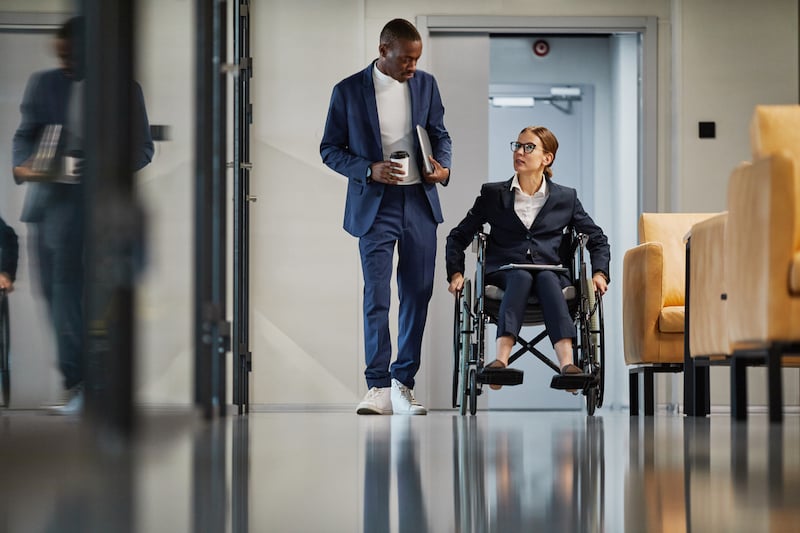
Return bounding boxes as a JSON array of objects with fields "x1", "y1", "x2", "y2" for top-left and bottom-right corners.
[{"x1": 452, "y1": 230, "x2": 605, "y2": 415}]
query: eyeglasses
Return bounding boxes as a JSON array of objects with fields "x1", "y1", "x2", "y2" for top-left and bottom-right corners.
[{"x1": 510, "y1": 142, "x2": 537, "y2": 154}]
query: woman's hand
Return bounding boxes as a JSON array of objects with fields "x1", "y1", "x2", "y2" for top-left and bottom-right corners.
[
  {"x1": 0, "y1": 273, "x2": 14, "y2": 293},
  {"x1": 592, "y1": 272, "x2": 608, "y2": 296},
  {"x1": 448, "y1": 272, "x2": 464, "y2": 295}
]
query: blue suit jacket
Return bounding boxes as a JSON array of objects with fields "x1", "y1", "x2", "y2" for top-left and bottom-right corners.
[
  {"x1": 320, "y1": 63, "x2": 452, "y2": 237},
  {"x1": 445, "y1": 178, "x2": 610, "y2": 281}
]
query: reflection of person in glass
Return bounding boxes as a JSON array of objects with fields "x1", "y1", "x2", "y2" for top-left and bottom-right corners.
[
  {"x1": 11, "y1": 16, "x2": 153, "y2": 414},
  {"x1": 0, "y1": 216, "x2": 18, "y2": 293}
]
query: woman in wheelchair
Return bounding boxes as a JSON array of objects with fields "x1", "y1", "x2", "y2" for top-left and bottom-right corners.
[{"x1": 445, "y1": 126, "x2": 609, "y2": 389}]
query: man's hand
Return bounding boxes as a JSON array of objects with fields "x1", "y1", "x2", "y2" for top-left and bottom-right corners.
[
  {"x1": 423, "y1": 155, "x2": 449, "y2": 184},
  {"x1": 448, "y1": 272, "x2": 464, "y2": 295},
  {"x1": 0, "y1": 273, "x2": 14, "y2": 293},
  {"x1": 369, "y1": 160, "x2": 406, "y2": 185},
  {"x1": 13, "y1": 160, "x2": 50, "y2": 183}
]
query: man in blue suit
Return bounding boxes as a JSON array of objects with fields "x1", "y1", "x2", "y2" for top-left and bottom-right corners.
[{"x1": 321, "y1": 18, "x2": 452, "y2": 415}]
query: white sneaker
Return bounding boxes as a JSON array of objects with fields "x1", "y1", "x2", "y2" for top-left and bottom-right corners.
[
  {"x1": 357, "y1": 387, "x2": 393, "y2": 415},
  {"x1": 49, "y1": 387, "x2": 83, "y2": 416},
  {"x1": 391, "y1": 379, "x2": 427, "y2": 415}
]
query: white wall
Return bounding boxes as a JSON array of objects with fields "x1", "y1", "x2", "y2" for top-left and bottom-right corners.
[{"x1": 674, "y1": 0, "x2": 798, "y2": 213}]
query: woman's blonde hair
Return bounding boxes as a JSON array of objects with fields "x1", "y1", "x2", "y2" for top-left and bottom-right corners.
[{"x1": 520, "y1": 126, "x2": 558, "y2": 179}]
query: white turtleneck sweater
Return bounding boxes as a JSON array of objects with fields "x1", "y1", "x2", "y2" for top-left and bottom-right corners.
[{"x1": 372, "y1": 62, "x2": 421, "y2": 184}]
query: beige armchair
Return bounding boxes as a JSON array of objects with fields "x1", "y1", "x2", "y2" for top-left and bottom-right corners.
[
  {"x1": 684, "y1": 212, "x2": 730, "y2": 416},
  {"x1": 725, "y1": 105, "x2": 800, "y2": 421},
  {"x1": 623, "y1": 212, "x2": 716, "y2": 415}
]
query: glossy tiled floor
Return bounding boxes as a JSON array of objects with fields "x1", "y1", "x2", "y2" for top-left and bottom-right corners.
[{"x1": 0, "y1": 408, "x2": 798, "y2": 532}]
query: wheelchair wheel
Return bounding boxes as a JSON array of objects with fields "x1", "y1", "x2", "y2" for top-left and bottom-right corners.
[
  {"x1": 586, "y1": 383, "x2": 598, "y2": 415},
  {"x1": 595, "y1": 293, "x2": 606, "y2": 408},
  {"x1": 580, "y1": 276, "x2": 604, "y2": 416},
  {"x1": 468, "y1": 368, "x2": 478, "y2": 416},
  {"x1": 459, "y1": 280, "x2": 473, "y2": 416},
  {"x1": 452, "y1": 288, "x2": 463, "y2": 409},
  {"x1": 0, "y1": 292, "x2": 9, "y2": 408}
]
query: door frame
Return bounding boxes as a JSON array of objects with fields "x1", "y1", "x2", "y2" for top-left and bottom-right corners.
[{"x1": 417, "y1": 15, "x2": 658, "y2": 213}]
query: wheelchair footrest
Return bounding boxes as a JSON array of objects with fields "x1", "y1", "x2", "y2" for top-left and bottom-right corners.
[
  {"x1": 550, "y1": 373, "x2": 596, "y2": 391},
  {"x1": 478, "y1": 367, "x2": 524, "y2": 386}
]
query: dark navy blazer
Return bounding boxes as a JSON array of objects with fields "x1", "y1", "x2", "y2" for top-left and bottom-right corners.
[
  {"x1": 320, "y1": 62, "x2": 452, "y2": 237},
  {"x1": 0, "y1": 216, "x2": 18, "y2": 281},
  {"x1": 446, "y1": 178, "x2": 610, "y2": 281}
]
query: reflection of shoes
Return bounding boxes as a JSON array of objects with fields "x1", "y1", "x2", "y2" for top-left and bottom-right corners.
[
  {"x1": 390, "y1": 379, "x2": 427, "y2": 415},
  {"x1": 357, "y1": 387, "x2": 393, "y2": 415},
  {"x1": 485, "y1": 360, "x2": 506, "y2": 390},
  {"x1": 49, "y1": 387, "x2": 83, "y2": 416},
  {"x1": 561, "y1": 364, "x2": 582, "y2": 395}
]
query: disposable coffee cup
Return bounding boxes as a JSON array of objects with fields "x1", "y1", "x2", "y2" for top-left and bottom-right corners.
[
  {"x1": 390, "y1": 150, "x2": 409, "y2": 178},
  {"x1": 64, "y1": 155, "x2": 80, "y2": 177}
]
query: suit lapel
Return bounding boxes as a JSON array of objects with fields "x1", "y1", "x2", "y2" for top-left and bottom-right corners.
[
  {"x1": 532, "y1": 179, "x2": 560, "y2": 227},
  {"x1": 499, "y1": 177, "x2": 530, "y2": 231},
  {"x1": 499, "y1": 177, "x2": 515, "y2": 210},
  {"x1": 362, "y1": 64, "x2": 382, "y2": 154},
  {"x1": 408, "y1": 75, "x2": 419, "y2": 127}
]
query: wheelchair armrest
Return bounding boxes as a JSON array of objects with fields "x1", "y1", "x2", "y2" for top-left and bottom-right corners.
[{"x1": 471, "y1": 231, "x2": 488, "y2": 254}]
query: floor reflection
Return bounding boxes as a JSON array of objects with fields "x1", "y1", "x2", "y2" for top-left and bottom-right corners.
[
  {"x1": 362, "y1": 416, "x2": 429, "y2": 532},
  {"x1": 452, "y1": 414, "x2": 606, "y2": 532},
  {"x1": 0, "y1": 409, "x2": 797, "y2": 532}
]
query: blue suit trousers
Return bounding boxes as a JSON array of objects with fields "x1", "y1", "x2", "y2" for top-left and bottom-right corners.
[
  {"x1": 358, "y1": 184, "x2": 437, "y2": 389},
  {"x1": 33, "y1": 185, "x2": 84, "y2": 390}
]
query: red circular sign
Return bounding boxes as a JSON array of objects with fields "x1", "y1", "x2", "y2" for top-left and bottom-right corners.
[{"x1": 533, "y1": 40, "x2": 550, "y2": 57}]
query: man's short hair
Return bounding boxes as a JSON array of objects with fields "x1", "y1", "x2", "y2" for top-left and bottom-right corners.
[{"x1": 379, "y1": 18, "x2": 421, "y2": 45}]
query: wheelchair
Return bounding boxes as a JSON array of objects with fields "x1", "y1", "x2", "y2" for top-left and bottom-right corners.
[
  {"x1": 452, "y1": 229, "x2": 605, "y2": 416},
  {"x1": 0, "y1": 289, "x2": 9, "y2": 407}
]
